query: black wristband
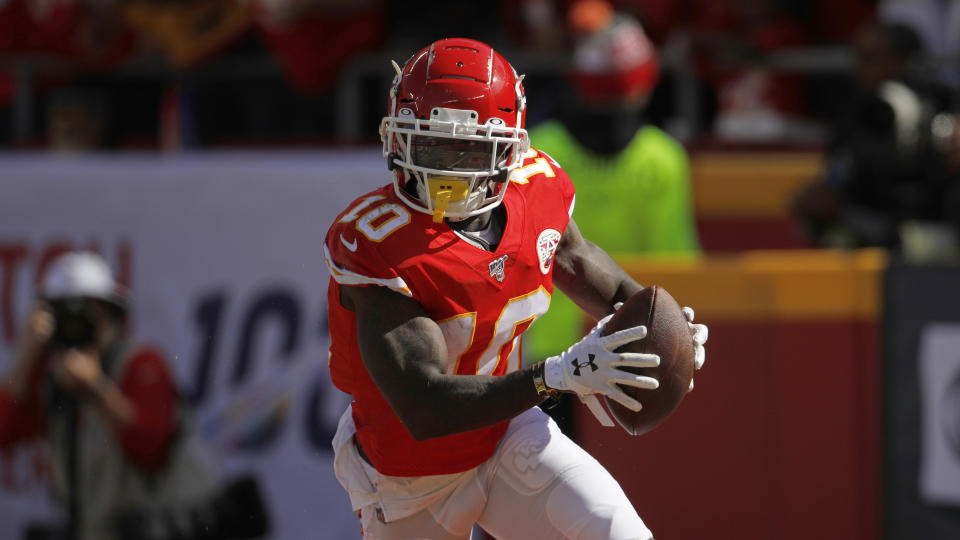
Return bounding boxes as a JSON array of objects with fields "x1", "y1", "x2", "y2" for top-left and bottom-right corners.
[{"x1": 532, "y1": 361, "x2": 560, "y2": 402}]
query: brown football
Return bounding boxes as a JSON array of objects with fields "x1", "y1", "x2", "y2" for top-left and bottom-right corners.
[{"x1": 601, "y1": 286, "x2": 695, "y2": 436}]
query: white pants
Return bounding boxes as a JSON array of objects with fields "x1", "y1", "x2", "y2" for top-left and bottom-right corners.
[{"x1": 332, "y1": 406, "x2": 652, "y2": 540}]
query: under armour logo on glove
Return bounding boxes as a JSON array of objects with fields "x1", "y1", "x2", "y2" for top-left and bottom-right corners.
[
  {"x1": 543, "y1": 314, "x2": 658, "y2": 414},
  {"x1": 571, "y1": 354, "x2": 598, "y2": 376}
]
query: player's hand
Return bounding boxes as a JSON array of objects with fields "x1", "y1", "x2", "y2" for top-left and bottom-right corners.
[
  {"x1": 682, "y1": 307, "x2": 708, "y2": 391},
  {"x1": 543, "y1": 310, "x2": 659, "y2": 411}
]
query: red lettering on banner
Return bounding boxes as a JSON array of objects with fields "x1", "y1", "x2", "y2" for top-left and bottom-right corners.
[
  {"x1": 0, "y1": 244, "x2": 28, "y2": 344},
  {"x1": 116, "y1": 241, "x2": 132, "y2": 291}
]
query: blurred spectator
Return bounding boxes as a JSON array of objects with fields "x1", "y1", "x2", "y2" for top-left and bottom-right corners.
[
  {"x1": 501, "y1": 0, "x2": 684, "y2": 49},
  {"x1": 686, "y1": 0, "x2": 812, "y2": 141},
  {"x1": 0, "y1": 0, "x2": 134, "y2": 67},
  {"x1": 0, "y1": 0, "x2": 135, "y2": 116},
  {"x1": 1, "y1": 0, "x2": 387, "y2": 146},
  {"x1": 253, "y1": 0, "x2": 384, "y2": 94},
  {"x1": 507, "y1": 0, "x2": 567, "y2": 53},
  {"x1": 880, "y1": 0, "x2": 960, "y2": 88},
  {"x1": 0, "y1": 0, "x2": 905, "y2": 148},
  {"x1": 120, "y1": 0, "x2": 253, "y2": 70},
  {"x1": 940, "y1": 113, "x2": 960, "y2": 245},
  {"x1": 0, "y1": 252, "x2": 235, "y2": 540},
  {"x1": 809, "y1": 0, "x2": 876, "y2": 44},
  {"x1": 524, "y1": 2, "x2": 700, "y2": 370},
  {"x1": 793, "y1": 21, "x2": 960, "y2": 255}
]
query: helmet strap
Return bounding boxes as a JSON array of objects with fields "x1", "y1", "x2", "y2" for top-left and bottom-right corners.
[{"x1": 387, "y1": 152, "x2": 403, "y2": 171}]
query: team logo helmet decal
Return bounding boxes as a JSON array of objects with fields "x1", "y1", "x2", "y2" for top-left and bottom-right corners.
[{"x1": 537, "y1": 229, "x2": 561, "y2": 274}]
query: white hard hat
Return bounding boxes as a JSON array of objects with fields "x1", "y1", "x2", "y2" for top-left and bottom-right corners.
[{"x1": 42, "y1": 251, "x2": 126, "y2": 306}]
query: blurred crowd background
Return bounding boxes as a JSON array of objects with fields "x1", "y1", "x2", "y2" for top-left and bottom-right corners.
[
  {"x1": 2, "y1": 0, "x2": 960, "y2": 252},
  {"x1": 2, "y1": 0, "x2": 960, "y2": 539},
  {"x1": 0, "y1": 0, "x2": 951, "y2": 146}
]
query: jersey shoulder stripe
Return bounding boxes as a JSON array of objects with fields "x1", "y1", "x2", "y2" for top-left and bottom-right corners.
[{"x1": 323, "y1": 245, "x2": 412, "y2": 297}]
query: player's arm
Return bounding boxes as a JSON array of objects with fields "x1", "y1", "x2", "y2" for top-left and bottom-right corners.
[
  {"x1": 342, "y1": 284, "x2": 546, "y2": 441},
  {"x1": 552, "y1": 218, "x2": 644, "y2": 320},
  {"x1": 342, "y1": 283, "x2": 655, "y2": 439},
  {"x1": 553, "y1": 218, "x2": 709, "y2": 391}
]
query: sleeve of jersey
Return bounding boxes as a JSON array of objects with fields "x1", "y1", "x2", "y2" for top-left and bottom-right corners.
[
  {"x1": 323, "y1": 221, "x2": 413, "y2": 298},
  {"x1": 0, "y1": 357, "x2": 48, "y2": 448},
  {"x1": 115, "y1": 347, "x2": 178, "y2": 471}
]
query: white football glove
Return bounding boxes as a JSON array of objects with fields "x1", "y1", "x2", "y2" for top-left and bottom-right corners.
[
  {"x1": 544, "y1": 310, "x2": 659, "y2": 414},
  {"x1": 682, "y1": 306, "x2": 709, "y2": 391}
]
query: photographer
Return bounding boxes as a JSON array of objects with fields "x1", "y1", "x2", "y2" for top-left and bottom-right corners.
[
  {"x1": 792, "y1": 21, "x2": 960, "y2": 252},
  {"x1": 0, "y1": 251, "x2": 220, "y2": 540}
]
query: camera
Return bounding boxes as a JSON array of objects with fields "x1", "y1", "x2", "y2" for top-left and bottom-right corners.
[
  {"x1": 49, "y1": 298, "x2": 99, "y2": 350},
  {"x1": 115, "y1": 475, "x2": 271, "y2": 540}
]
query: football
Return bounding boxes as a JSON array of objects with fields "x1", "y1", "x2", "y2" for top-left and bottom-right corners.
[{"x1": 601, "y1": 286, "x2": 695, "y2": 436}]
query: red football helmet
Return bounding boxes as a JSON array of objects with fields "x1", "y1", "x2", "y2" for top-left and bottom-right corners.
[{"x1": 380, "y1": 38, "x2": 530, "y2": 222}]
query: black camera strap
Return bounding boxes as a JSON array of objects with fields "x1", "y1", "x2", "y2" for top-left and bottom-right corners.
[{"x1": 65, "y1": 397, "x2": 79, "y2": 540}]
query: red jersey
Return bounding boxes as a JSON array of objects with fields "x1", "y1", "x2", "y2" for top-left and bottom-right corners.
[
  {"x1": 325, "y1": 149, "x2": 575, "y2": 476},
  {"x1": 0, "y1": 344, "x2": 178, "y2": 470}
]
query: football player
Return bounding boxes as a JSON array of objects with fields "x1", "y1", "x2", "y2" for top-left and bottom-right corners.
[{"x1": 324, "y1": 38, "x2": 708, "y2": 539}]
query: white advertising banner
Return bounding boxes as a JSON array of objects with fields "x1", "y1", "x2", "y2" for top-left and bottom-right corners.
[
  {"x1": 918, "y1": 322, "x2": 960, "y2": 505},
  {"x1": 0, "y1": 150, "x2": 388, "y2": 539}
]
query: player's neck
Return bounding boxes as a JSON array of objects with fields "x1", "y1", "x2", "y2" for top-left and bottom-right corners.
[
  {"x1": 448, "y1": 204, "x2": 504, "y2": 233},
  {"x1": 448, "y1": 205, "x2": 506, "y2": 251}
]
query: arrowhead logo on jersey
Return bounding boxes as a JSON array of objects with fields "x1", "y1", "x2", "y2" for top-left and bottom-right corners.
[
  {"x1": 537, "y1": 229, "x2": 561, "y2": 274},
  {"x1": 571, "y1": 354, "x2": 598, "y2": 376},
  {"x1": 488, "y1": 254, "x2": 508, "y2": 282}
]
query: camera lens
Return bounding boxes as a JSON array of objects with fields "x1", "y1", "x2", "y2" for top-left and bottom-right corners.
[{"x1": 50, "y1": 299, "x2": 98, "y2": 349}]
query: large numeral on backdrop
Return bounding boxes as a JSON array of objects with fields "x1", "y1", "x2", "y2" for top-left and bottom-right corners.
[
  {"x1": 192, "y1": 288, "x2": 303, "y2": 398},
  {"x1": 305, "y1": 304, "x2": 336, "y2": 451},
  {"x1": 232, "y1": 289, "x2": 300, "y2": 384},
  {"x1": 190, "y1": 288, "x2": 343, "y2": 454},
  {"x1": 190, "y1": 292, "x2": 227, "y2": 405}
]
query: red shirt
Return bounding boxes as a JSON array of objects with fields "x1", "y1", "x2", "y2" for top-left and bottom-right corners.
[
  {"x1": 0, "y1": 345, "x2": 178, "y2": 471},
  {"x1": 325, "y1": 149, "x2": 576, "y2": 476}
]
